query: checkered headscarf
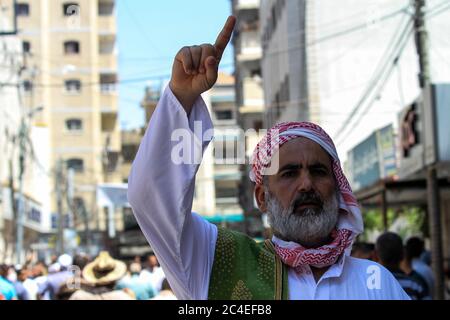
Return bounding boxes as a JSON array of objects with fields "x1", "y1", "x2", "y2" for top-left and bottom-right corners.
[{"x1": 250, "y1": 122, "x2": 364, "y2": 266}]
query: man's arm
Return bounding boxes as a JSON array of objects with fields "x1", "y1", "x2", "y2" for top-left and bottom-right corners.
[{"x1": 127, "y1": 16, "x2": 236, "y2": 300}]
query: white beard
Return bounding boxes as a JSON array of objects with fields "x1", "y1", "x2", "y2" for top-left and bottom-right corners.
[{"x1": 266, "y1": 190, "x2": 340, "y2": 248}]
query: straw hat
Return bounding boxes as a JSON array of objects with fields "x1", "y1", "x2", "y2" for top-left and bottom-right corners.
[{"x1": 82, "y1": 251, "x2": 126, "y2": 286}]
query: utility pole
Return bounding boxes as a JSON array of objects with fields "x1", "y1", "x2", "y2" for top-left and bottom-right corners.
[
  {"x1": 56, "y1": 159, "x2": 65, "y2": 255},
  {"x1": 413, "y1": 0, "x2": 444, "y2": 300},
  {"x1": 8, "y1": 158, "x2": 17, "y2": 262},
  {"x1": 66, "y1": 168, "x2": 74, "y2": 229},
  {"x1": 15, "y1": 119, "x2": 27, "y2": 264},
  {"x1": 79, "y1": 199, "x2": 91, "y2": 251}
]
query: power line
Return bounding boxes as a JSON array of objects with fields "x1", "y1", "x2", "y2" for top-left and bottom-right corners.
[
  {"x1": 262, "y1": 5, "x2": 409, "y2": 48},
  {"x1": 335, "y1": 27, "x2": 414, "y2": 146},
  {"x1": 310, "y1": 5, "x2": 393, "y2": 31},
  {"x1": 0, "y1": 60, "x2": 235, "y2": 88},
  {"x1": 120, "y1": 0, "x2": 164, "y2": 57},
  {"x1": 427, "y1": 3, "x2": 450, "y2": 18},
  {"x1": 326, "y1": 1, "x2": 450, "y2": 141},
  {"x1": 262, "y1": 6, "x2": 410, "y2": 59},
  {"x1": 425, "y1": 0, "x2": 450, "y2": 16},
  {"x1": 332, "y1": 13, "x2": 414, "y2": 143},
  {"x1": 311, "y1": 6, "x2": 410, "y2": 46}
]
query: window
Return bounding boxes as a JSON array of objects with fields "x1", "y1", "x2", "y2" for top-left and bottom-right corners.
[
  {"x1": 100, "y1": 73, "x2": 117, "y2": 93},
  {"x1": 215, "y1": 186, "x2": 238, "y2": 199},
  {"x1": 63, "y1": 2, "x2": 79, "y2": 16},
  {"x1": 64, "y1": 41, "x2": 80, "y2": 55},
  {"x1": 122, "y1": 144, "x2": 138, "y2": 162},
  {"x1": 73, "y1": 197, "x2": 86, "y2": 213},
  {"x1": 98, "y1": 1, "x2": 114, "y2": 16},
  {"x1": 66, "y1": 158, "x2": 84, "y2": 173},
  {"x1": 216, "y1": 110, "x2": 233, "y2": 120},
  {"x1": 214, "y1": 140, "x2": 239, "y2": 162},
  {"x1": 99, "y1": 38, "x2": 115, "y2": 55},
  {"x1": 104, "y1": 151, "x2": 119, "y2": 173},
  {"x1": 253, "y1": 120, "x2": 263, "y2": 131},
  {"x1": 16, "y1": 3, "x2": 30, "y2": 17},
  {"x1": 66, "y1": 119, "x2": 83, "y2": 131},
  {"x1": 22, "y1": 41, "x2": 31, "y2": 54},
  {"x1": 64, "y1": 79, "x2": 81, "y2": 93},
  {"x1": 22, "y1": 80, "x2": 33, "y2": 92}
]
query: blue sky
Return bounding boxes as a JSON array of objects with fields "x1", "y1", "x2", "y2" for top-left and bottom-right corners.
[{"x1": 117, "y1": 0, "x2": 235, "y2": 130}]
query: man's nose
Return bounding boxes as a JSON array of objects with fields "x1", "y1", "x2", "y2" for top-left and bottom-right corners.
[{"x1": 296, "y1": 172, "x2": 313, "y2": 193}]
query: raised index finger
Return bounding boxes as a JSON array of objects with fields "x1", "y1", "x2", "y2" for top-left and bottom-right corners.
[{"x1": 214, "y1": 16, "x2": 236, "y2": 62}]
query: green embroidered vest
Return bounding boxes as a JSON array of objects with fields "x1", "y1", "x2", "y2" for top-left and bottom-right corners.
[{"x1": 208, "y1": 227, "x2": 289, "y2": 300}]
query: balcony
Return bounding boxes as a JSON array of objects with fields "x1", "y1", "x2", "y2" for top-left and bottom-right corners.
[
  {"x1": 237, "y1": 30, "x2": 262, "y2": 61},
  {"x1": 100, "y1": 73, "x2": 117, "y2": 98},
  {"x1": 241, "y1": 77, "x2": 264, "y2": 112},
  {"x1": 215, "y1": 197, "x2": 240, "y2": 205},
  {"x1": 236, "y1": 0, "x2": 260, "y2": 10},
  {"x1": 99, "y1": 54, "x2": 118, "y2": 72},
  {"x1": 98, "y1": 15, "x2": 116, "y2": 35},
  {"x1": 214, "y1": 164, "x2": 242, "y2": 181},
  {"x1": 102, "y1": 131, "x2": 120, "y2": 151},
  {"x1": 100, "y1": 90, "x2": 118, "y2": 115}
]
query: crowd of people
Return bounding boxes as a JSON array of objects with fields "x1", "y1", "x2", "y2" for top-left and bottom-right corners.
[
  {"x1": 0, "y1": 251, "x2": 176, "y2": 300},
  {"x1": 0, "y1": 233, "x2": 444, "y2": 300},
  {"x1": 352, "y1": 233, "x2": 435, "y2": 300}
]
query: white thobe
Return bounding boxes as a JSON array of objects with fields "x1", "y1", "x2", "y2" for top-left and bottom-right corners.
[{"x1": 128, "y1": 87, "x2": 410, "y2": 300}]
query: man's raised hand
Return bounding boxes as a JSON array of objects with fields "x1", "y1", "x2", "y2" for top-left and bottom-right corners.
[{"x1": 169, "y1": 16, "x2": 236, "y2": 114}]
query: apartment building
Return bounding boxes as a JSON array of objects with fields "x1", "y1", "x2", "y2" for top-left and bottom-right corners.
[
  {"x1": 0, "y1": 1, "x2": 52, "y2": 263},
  {"x1": 231, "y1": 0, "x2": 266, "y2": 236},
  {"x1": 14, "y1": 0, "x2": 121, "y2": 248}
]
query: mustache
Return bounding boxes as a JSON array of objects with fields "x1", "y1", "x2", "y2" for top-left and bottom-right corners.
[{"x1": 291, "y1": 192, "x2": 324, "y2": 212}]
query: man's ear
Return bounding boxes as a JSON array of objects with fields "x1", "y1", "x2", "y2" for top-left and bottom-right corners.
[{"x1": 255, "y1": 183, "x2": 267, "y2": 213}]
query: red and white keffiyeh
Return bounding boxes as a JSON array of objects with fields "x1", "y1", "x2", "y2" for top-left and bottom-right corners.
[{"x1": 250, "y1": 122, "x2": 363, "y2": 269}]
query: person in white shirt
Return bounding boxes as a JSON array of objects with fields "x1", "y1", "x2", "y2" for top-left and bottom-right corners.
[
  {"x1": 140, "y1": 254, "x2": 166, "y2": 293},
  {"x1": 128, "y1": 15, "x2": 409, "y2": 300}
]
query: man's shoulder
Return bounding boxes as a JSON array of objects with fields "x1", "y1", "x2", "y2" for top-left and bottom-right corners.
[
  {"x1": 215, "y1": 227, "x2": 266, "y2": 251},
  {"x1": 343, "y1": 257, "x2": 400, "y2": 285},
  {"x1": 343, "y1": 256, "x2": 410, "y2": 300},
  {"x1": 344, "y1": 256, "x2": 386, "y2": 271}
]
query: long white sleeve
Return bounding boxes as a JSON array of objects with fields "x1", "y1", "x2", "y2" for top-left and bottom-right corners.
[{"x1": 127, "y1": 87, "x2": 217, "y2": 300}]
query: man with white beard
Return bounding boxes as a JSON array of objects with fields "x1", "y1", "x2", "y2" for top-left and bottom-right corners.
[{"x1": 127, "y1": 16, "x2": 409, "y2": 300}]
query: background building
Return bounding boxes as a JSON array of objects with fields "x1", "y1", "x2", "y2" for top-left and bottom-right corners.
[
  {"x1": 231, "y1": 0, "x2": 266, "y2": 237},
  {"x1": 259, "y1": 0, "x2": 450, "y2": 161},
  {"x1": 0, "y1": 1, "x2": 52, "y2": 264},
  {"x1": 192, "y1": 72, "x2": 245, "y2": 230},
  {"x1": 11, "y1": 0, "x2": 121, "y2": 254},
  {"x1": 259, "y1": 0, "x2": 450, "y2": 298},
  {"x1": 141, "y1": 84, "x2": 161, "y2": 127},
  {"x1": 260, "y1": 0, "x2": 309, "y2": 127}
]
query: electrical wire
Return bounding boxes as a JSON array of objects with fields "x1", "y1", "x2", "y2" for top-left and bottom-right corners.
[{"x1": 331, "y1": 13, "x2": 414, "y2": 142}]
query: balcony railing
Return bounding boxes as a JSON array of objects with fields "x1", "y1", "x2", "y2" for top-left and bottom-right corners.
[
  {"x1": 236, "y1": 0, "x2": 260, "y2": 10},
  {"x1": 98, "y1": 16, "x2": 116, "y2": 34},
  {"x1": 102, "y1": 131, "x2": 120, "y2": 151},
  {"x1": 99, "y1": 54, "x2": 118, "y2": 72},
  {"x1": 242, "y1": 77, "x2": 264, "y2": 108},
  {"x1": 100, "y1": 83, "x2": 117, "y2": 94}
]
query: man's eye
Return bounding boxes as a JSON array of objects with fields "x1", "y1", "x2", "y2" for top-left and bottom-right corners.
[
  {"x1": 281, "y1": 171, "x2": 297, "y2": 178},
  {"x1": 312, "y1": 168, "x2": 328, "y2": 176}
]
